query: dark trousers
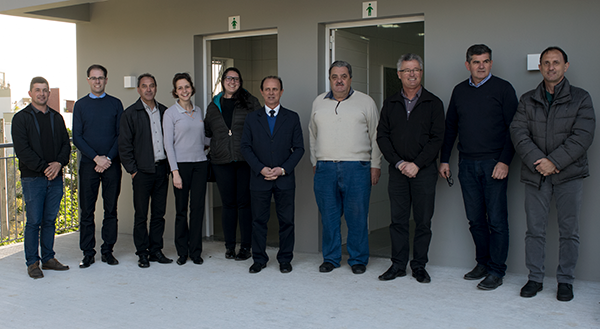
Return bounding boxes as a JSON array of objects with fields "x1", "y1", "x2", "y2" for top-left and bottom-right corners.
[
  {"x1": 132, "y1": 161, "x2": 169, "y2": 255},
  {"x1": 251, "y1": 187, "x2": 295, "y2": 264},
  {"x1": 173, "y1": 161, "x2": 208, "y2": 259},
  {"x1": 388, "y1": 163, "x2": 437, "y2": 270},
  {"x1": 458, "y1": 159, "x2": 509, "y2": 277},
  {"x1": 79, "y1": 160, "x2": 122, "y2": 257},
  {"x1": 212, "y1": 162, "x2": 252, "y2": 250}
]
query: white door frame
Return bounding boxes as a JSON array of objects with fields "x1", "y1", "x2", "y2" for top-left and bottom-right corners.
[{"x1": 325, "y1": 15, "x2": 424, "y2": 91}]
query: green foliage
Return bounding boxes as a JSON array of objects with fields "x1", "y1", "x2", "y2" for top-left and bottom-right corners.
[{"x1": 0, "y1": 144, "x2": 79, "y2": 245}]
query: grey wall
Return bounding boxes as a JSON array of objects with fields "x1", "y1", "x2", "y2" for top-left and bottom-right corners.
[{"x1": 75, "y1": 0, "x2": 600, "y2": 281}]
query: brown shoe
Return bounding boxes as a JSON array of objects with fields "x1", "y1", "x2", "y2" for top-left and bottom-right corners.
[
  {"x1": 42, "y1": 258, "x2": 70, "y2": 271},
  {"x1": 28, "y1": 261, "x2": 44, "y2": 279}
]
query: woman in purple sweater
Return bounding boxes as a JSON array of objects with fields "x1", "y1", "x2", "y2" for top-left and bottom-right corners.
[{"x1": 163, "y1": 73, "x2": 209, "y2": 265}]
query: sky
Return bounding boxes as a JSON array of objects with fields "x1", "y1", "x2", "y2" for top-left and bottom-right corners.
[{"x1": 0, "y1": 14, "x2": 77, "y2": 110}]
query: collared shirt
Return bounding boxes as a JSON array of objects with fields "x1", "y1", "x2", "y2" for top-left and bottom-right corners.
[
  {"x1": 142, "y1": 100, "x2": 166, "y2": 161},
  {"x1": 265, "y1": 104, "x2": 280, "y2": 135},
  {"x1": 88, "y1": 92, "x2": 106, "y2": 99},
  {"x1": 468, "y1": 73, "x2": 492, "y2": 88},
  {"x1": 264, "y1": 104, "x2": 281, "y2": 117},
  {"x1": 401, "y1": 87, "x2": 422, "y2": 119},
  {"x1": 324, "y1": 87, "x2": 355, "y2": 101}
]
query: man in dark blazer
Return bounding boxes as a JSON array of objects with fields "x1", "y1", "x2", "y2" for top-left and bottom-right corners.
[{"x1": 240, "y1": 76, "x2": 304, "y2": 274}]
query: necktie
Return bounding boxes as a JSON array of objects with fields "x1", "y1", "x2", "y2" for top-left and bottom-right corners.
[{"x1": 269, "y1": 110, "x2": 275, "y2": 117}]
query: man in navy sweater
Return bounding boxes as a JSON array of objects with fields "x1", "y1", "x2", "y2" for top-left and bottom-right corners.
[
  {"x1": 438, "y1": 44, "x2": 518, "y2": 290},
  {"x1": 73, "y1": 64, "x2": 123, "y2": 268}
]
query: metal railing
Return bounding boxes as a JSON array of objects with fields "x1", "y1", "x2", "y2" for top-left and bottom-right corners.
[{"x1": 0, "y1": 141, "x2": 79, "y2": 245}]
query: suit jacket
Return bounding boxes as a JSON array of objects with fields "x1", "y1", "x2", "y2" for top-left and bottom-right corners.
[{"x1": 240, "y1": 106, "x2": 304, "y2": 191}]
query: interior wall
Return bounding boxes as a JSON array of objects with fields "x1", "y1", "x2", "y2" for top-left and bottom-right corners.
[
  {"x1": 76, "y1": 0, "x2": 600, "y2": 281},
  {"x1": 210, "y1": 35, "x2": 278, "y2": 101}
]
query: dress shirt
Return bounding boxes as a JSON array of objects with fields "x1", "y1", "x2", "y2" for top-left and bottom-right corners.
[{"x1": 143, "y1": 100, "x2": 166, "y2": 161}]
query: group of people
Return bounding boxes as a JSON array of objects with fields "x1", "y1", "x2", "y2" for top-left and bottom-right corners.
[{"x1": 13, "y1": 44, "x2": 594, "y2": 303}]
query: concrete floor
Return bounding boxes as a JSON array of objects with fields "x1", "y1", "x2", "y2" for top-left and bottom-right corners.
[{"x1": 1, "y1": 232, "x2": 599, "y2": 328}]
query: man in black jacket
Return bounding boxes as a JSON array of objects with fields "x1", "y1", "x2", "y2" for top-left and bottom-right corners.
[
  {"x1": 376, "y1": 54, "x2": 445, "y2": 284},
  {"x1": 12, "y1": 77, "x2": 71, "y2": 278},
  {"x1": 119, "y1": 73, "x2": 172, "y2": 268}
]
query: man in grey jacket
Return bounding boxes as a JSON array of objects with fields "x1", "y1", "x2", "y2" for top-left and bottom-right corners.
[{"x1": 510, "y1": 46, "x2": 595, "y2": 302}]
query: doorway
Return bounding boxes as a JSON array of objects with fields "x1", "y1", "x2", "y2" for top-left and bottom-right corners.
[
  {"x1": 326, "y1": 17, "x2": 424, "y2": 258},
  {"x1": 201, "y1": 31, "x2": 279, "y2": 247}
]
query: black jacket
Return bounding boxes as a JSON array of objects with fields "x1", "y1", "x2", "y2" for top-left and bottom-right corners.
[
  {"x1": 377, "y1": 87, "x2": 445, "y2": 169},
  {"x1": 119, "y1": 98, "x2": 168, "y2": 174},
  {"x1": 205, "y1": 91, "x2": 262, "y2": 165},
  {"x1": 12, "y1": 104, "x2": 70, "y2": 177}
]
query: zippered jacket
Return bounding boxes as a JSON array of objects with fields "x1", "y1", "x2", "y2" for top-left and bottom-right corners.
[
  {"x1": 510, "y1": 78, "x2": 596, "y2": 187},
  {"x1": 204, "y1": 91, "x2": 261, "y2": 164}
]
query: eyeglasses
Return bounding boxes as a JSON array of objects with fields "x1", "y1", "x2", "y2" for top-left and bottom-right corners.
[
  {"x1": 225, "y1": 76, "x2": 240, "y2": 82},
  {"x1": 446, "y1": 170, "x2": 454, "y2": 187},
  {"x1": 399, "y1": 69, "x2": 422, "y2": 74},
  {"x1": 88, "y1": 76, "x2": 106, "y2": 82}
]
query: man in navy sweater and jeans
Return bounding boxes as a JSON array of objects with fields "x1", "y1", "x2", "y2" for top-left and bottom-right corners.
[
  {"x1": 73, "y1": 64, "x2": 123, "y2": 268},
  {"x1": 439, "y1": 44, "x2": 518, "y2": 290}
]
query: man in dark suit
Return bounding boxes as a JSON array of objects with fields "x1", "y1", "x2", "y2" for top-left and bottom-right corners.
[
  {"x1": 240, "y1": 76, "x2": 304, "y2": 274},
  {"x1": 119, "y1": 73, "x2": 173, "y2": 268}
]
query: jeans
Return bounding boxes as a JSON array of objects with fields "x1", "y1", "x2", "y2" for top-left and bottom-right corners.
[
  {"x1": 22, "y1": 176, "x2": 64, "y2": 266},
  {"x1": 78, "y1": 160, "x2": 122, "y2": 257},
  {"x1": 314, "y1": 161, "x2": 371, "y2": 267},
  {"x1": 458, "y1": 158, "x2": 509, "y2": 277},
  {"x1": 524, "y1": 178, "x2": 582, "y2": 284}
]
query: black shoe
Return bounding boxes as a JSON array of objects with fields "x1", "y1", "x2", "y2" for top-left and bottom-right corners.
[
  {"x1": 148, "y1": 250, "x2": 173, "y2": 264},
  {"x1": 249, "y1": 262, "x2": 266, "y2": 273},
  {"x1": 378, "y1": 265, "x2": 407, "y2": 281},
  {"x1": 464, "y1": 264, "x2": 488, "y2": 280},
  {"x1": 138, "y1": 254, "x2": 150, "y2": 268},
  {"x1": 149, "y1": 251, "x2": 173, "y2": 264},
  {"x1": 235, "y1": 248, "x2": 251, "y2": 261},
  {"x1": 412, "y1": 267, "x2": 431, "y2": 283},
  {"x1": 101, "y1": 253, "x2": 119, "y2": 265},
  {"x1": 176, "y1": 255, "x2": 187, "y2": 266},
  {"x1": 225, "y1": 248, "x2": 236, "y2": 259},
  {"x1": 319, "y1": 262, "x2": 335, "y2": 273},
  {"x1": 192, "y1": 257, "x2": 204, "y2": 265},
  {"x1": 79, "y1": 255, "x2": 95, "y2": 268},
  {"x1": 477, "y1": 274, "x2": 503, "y2": 290},
  {"x1": 520, "y1": 280, "x2": 543, "y2": 297},
  {"x1": 351, "y1": 264, "x2": 366, "y2": 274},
  {"x1": 280, "y1": 262, "x2": 292, "y2": 273},
  {"x1": 557, "y1": 283, "x2": 574, "y2": 302}
]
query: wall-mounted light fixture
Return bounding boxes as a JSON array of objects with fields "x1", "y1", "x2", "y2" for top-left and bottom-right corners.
[
  {"x1": 124, "y1": 76, "x2": 137, "y2": 89},
  {"x1": 527, "y1": 54, "x2": 540, "y2": 71}
]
